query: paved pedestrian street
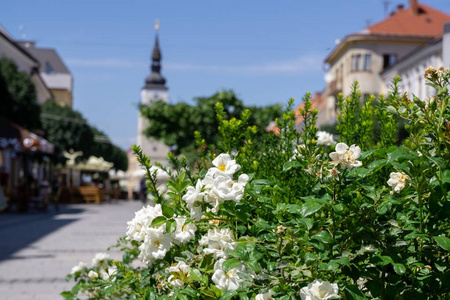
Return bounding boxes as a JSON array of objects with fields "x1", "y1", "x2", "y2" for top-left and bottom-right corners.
[{"x1": 0, "y1": 200, "x2": 143, "y2": 300}]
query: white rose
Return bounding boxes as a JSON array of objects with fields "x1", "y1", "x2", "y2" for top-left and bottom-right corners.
[
  {"x1": 172, "y1": 217, "x2": 197, "y2": 244},
  {"x1": 91, "y1": 252, "x2": 109, "y2": 267},
  {"x1": 210, "y1": 153, "x2": 241, "y2": 177},
  {"x1": 329, "y1": 143, "x2": 362, "y2": 169},
  {"x1": 70, "y1": 261, "x2": 86, "y2": 274},
  {"x1": 182, "y1": 180, "x2": 205, "y2": 221},
  {"x1": 167, "y1": 261, "x2": 191, "y2": 287},
  {"x1": 200, "y1": 228, "x2": 236, "y2": 259},
  {"x1": 387, "y1": 172, "x2": 410, "y2": 193},
  {"x1": 300, "y1": 280, "x2": 339, "y2": 300},
  {"x1": 126, "y1": 204, "x2": 164, "y2": 242},
  {"x1": 212, "y1": 258, "x2": 244, "y2": 291},
  {"x1": 138, "y1": 229, "x2": 172, "y2": 264},
  {"x1": 88, "y1": 270, "x2": 99, "y2": 279},
  {"x1": 316, "y1": 131, "x2": 336, "y2": 146},
  {"x1": 255, "y1": 289, "x2": 275, "y2": 300}
]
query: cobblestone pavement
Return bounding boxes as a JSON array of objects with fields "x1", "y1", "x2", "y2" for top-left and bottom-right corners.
[{"x1": 0, "y1": 200, "x2": 143, "y2": 300}]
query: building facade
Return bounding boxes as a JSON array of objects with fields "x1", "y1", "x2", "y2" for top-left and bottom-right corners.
[
  {"x1": 308, "y1": 0, "x2": 450, "y2": 127},
  {"x1": 19, "y1": 41, "x2": 74, "y2": 107}
]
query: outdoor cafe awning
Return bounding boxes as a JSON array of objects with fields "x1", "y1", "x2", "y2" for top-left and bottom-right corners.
[{"x1": 0, "y1": 118, "x2": 54, "y2": 154}]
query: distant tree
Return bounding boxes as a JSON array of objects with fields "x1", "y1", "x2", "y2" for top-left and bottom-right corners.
[
  {"x1": 90, "y1": 126, "x2": 128, "y2": 171},
  {"x1": 140, "y1": 89, "x2": 283, "y2": 158},
  {"x1": 0, "y1": 58, "x2": 41, "y2": 129},
  {"x1": 41, "y1": 100, "x2": 94, "y2": 159}
]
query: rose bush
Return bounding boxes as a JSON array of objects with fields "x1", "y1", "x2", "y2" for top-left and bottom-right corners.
[{"x1": 63, "y1": 68, "x2": 450, "y2": 299}]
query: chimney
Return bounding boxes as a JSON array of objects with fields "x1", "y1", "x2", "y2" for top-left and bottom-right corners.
[
  {"x1": 443, "y1": 23, "x2": 450, "y2": 68},
  {"x1": 397, "y1": 4, "x2": 404, "y2": 11},
  {"x1": 410, "y1": 0, "x2": 418, "y2": 15}
]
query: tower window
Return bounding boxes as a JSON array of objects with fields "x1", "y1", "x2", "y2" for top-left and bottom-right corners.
[{"x1": 351, "y1": 54, "x2": 362, "y2": 72}]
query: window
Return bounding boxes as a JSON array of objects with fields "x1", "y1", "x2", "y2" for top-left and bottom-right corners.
[
  {"x1": 351, "y1": 54, "x2": 362, "y2": 71},
  {"x1": 383, "y1": 54, "x2": 398, "y2": 69},
  {"x1": 45, "y1": 62, "x2": 54, "y2": 74},
  {"x1": 364, "y1": 54, "x2": 371, "y2": 71}
]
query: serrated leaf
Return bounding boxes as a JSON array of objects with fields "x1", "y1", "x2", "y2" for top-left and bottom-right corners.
[
  {"x1": 283, "y1": 160, "x2": 301, "y2": 171},
  {"x1": 301, "y1": 201, "x2": 323, "y2": 217},
  {"x1": 150, "y1": 215, "x2": 167, "y2": 227},
  {"x1": 166, "y1": 219, "x2": 177, "y2": 234},
  {"x1": 434, "y1": 236, "x2": 450, "y2": 251}
]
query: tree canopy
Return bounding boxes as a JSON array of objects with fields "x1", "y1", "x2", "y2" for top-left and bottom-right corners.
[
  {"x1": 41, "y1": 100, "x2": 94, "y2": 159},
  {"x1": 140, "y1": 89, "x2": 283, "y2": 158},
  {"x1": 0, "y1": 58, "x2": 41, "y2": 129}
]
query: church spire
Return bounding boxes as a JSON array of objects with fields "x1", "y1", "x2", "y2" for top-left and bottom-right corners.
[{"x1": 145, "y1": 19, "x2": 167, "y2": 90}]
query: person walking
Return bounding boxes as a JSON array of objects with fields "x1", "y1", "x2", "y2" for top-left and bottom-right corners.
[{"x1": 140, "y1": 177, "x2": 147, "y2": 204}]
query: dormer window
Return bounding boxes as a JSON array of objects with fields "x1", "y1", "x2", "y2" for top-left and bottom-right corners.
[{"x1": 45, "y1": 62, "x2": 54, "y2": 74}]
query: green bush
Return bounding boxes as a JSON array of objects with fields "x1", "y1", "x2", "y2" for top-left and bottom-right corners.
[{"x1": 63, "y1": 67, "x2": 450, "y2": 299}]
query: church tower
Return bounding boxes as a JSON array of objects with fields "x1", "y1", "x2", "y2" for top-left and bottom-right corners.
[{"x1": 137, "y1": 20, "x2": 170, "y2": 165}]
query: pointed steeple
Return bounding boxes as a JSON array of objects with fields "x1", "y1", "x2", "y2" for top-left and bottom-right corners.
[{"x1": 145, "y1": 19, "x2": 167, "y2": 90}]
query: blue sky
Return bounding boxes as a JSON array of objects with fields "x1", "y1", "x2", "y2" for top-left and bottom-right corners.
[{"x1": 2, "y1": 0, "x2": 450, "y2": 149}]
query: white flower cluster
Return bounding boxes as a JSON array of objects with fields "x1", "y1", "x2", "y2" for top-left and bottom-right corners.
[
  {"x1": 387, "y1": 171, "x2": 410, "y2": 193},
  {"x1": 300, "y1": 280, "x2": 340, "y2": 300},
  {"x1": 329, "y1": 143, "x2": 362, "y2": 169},
  {"x1": 182, "y1": 153, "x2": 249, "y2": 220},
  {"x1": 126, "y1": 204, "x2": 197, "y2": 265},
  {"x1": 316, "y1": 131, "x2": 336, "y2": 146}
]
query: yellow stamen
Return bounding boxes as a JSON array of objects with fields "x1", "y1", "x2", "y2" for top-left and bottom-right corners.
[{"x1": 218, "y1": 164, "x2": 226, "y2": 171}]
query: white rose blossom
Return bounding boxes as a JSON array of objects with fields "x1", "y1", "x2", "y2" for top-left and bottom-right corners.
[
  {"x1": 70, "y1": 261, "x2": 86, "y2": 274},
  {"x1": 100, "y1": 266, "x2": 117, "y2": 281},
  {"x1": 387, "y1": 172, "x2": 410, "y2": 193},
  {"x1": 172, "y1": 217, "x2": 197, "y2": 244},
  {"x1": 256, "y1": 289, "x2": 275, "y2": 300},
  {"x1": 182, "y1": 153, "x2": 248, "y2": 216},
  {"x1": 212, "y1": 258, "x2": 245, "y2": 291},
  {"x1": 200, "y1": 228, "x2": 236, "y2": 259},
  {"x1": 88, "y1": 270, "x2": 99, "y2": 279},
  {"x1": 182, "y1": 179, "x2": 205, "y2": 221},
  {"x1": 92, "y1": 252, "x2": 109, "y2": 267},
  {"x1": 329, "y1": 143, "x2": 362, "y2": 169},
  {"x1": 138, "y1": 229, "x2": 172, "y2": 265},
  {"x1": 300, "y1": 280, "x2": 340, "y2": 300},
  {"x1": 316, "y1": 131, "x2": 336, "y2": 146},
  {"x1": 126, "y1": 204, "x2": 164, "y2": 242},
  {"x1": 167, "y1": 261, "x2": 192, "y2": 288},
  {"x1": 210, "y1": 153, "x2": 240, "y2": 177}
]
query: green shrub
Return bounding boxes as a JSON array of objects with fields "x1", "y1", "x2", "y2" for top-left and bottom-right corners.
[{"x1": 63, "y1": 67, "x2": 450, "y2": 299}]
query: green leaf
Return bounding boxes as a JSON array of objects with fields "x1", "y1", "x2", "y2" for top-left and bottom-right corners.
[
  {"x1": 393, "y1": 263, "x2": 407, "y2": 275},
  {"x1": 60, "y1": 291, "x2": 74, "y2": 300},
  {"x1": 222, "y1": 258, "x2": 242, "y2": 273},
  {"x1": 304, "y1": 252, "x2": 317, "y2": 264},
  {"x1": 252, "y1": 179, "x2": 273, "y2": 186},
  {"x1": 150, "y1": 216, "x2": 167, "y2": 227},
  {"x1": 301, "y1": 201, "x2": 323, "y2": 217},
  {"x1": 387, "y1": 147, "x2": 411, "y2": 163},
  {"x1": 311, "y1": 230, "x2": 334, "y2": 244},
  {"x1": 434, "y1": 236, "x2": 450, "y2": 251},
  {"x1": 166, "y1": 219, "x2": 177, "y2": 234},
  {"x1": 283, "y1": 160, "x2": 301, "y2": 171},
  {"x1": 344, "y1": 285, "x2": 367, "y2": 300},
  {"x1": 162, "y1": 205, "x2": 175, "y2": 218}
]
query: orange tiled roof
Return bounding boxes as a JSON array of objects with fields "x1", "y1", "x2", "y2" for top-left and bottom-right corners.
[
  {"x1": 294, "y1": 93, "x2": 325, "y2": 125},
  {"x1": 367, "y1": 3, "x2": 450, "y2": 38}
]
